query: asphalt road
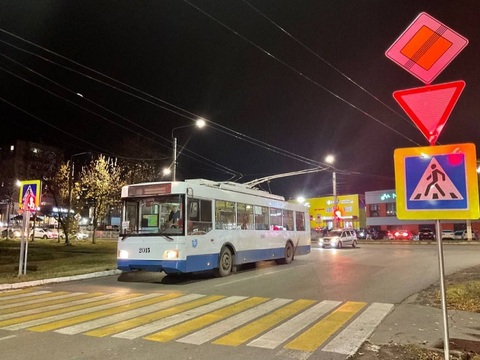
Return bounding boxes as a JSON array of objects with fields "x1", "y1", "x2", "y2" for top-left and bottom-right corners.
[{"x1": 1, "y1": 243, "x2": 479, "y2": 360}]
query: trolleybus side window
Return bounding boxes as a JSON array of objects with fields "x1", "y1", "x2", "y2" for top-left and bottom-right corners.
[
  {"x1": 283, "y1": 209, "x2": 294, "y2": 231},
  {"x1": 295, "y1": 211, "x2": 306, "y2": 231},
  {"x1": 215, "y1": 200, "x2": 236, "y2": 230},
  {"x1": 187, "y1": 198, "x2": 212, "y2": 235},
  {"x1": 237, "y1": 203, "x2": 254, "y2": 230},
  {"x1": 254, "y1": 205, "x2": 269, "y2": 230},
  {"x1": 270, "y1": 208, "x2": 283, "y2": 230}
]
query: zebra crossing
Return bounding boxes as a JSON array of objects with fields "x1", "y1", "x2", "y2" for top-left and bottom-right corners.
[{"x1": 0, "y1": 289, "x2": 393, "y2": 358}]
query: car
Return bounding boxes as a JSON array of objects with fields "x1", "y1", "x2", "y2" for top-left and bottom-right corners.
[
  {"x1": 1, "y1": 228, "x2": 23, "y2": 238},
  {"x1": 31, "y1": 227, "x2": 59, "y2": 239},
  {"x1": 319, "y1": 229, "x2": 357, "y2": 249},
  {"x1": 392, "y1": 229, "x2": 414, "y2": 240},
  {"x1": 454, "y1": 230, "x2": 478, "y2": 240},
  {"x1": 418, "y1": 228, "x2": 435, "y2": 240},
  {"x1": 355, "y1": 228, "x2": 368, "y2": 239},
  {"x1": 441, "y1": 230, "x2": 455, "y2": 240},
  {"x1": 370, "y1": 229, "x2": 394, "y2": 240}
]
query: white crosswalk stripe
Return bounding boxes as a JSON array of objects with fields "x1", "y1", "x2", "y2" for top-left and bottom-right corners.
[{"x1": 0, "y1": 289, "x2": 393, "y2": 358}]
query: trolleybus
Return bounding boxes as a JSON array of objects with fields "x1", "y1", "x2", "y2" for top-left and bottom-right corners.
[{"x1": 117, "y1": 179, "x2": 310, "y2": 277}]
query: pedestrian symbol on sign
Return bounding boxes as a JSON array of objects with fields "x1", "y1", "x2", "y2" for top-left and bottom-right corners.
[{"x1": 410, "y1": 158, "x2": 463, "y2": 201}]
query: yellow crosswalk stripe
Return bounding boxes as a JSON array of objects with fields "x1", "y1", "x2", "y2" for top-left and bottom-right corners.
[
  {"x1": 0, "y1": 291, "x2": 69, "y2": 307},
  {"x1": 85, "y1": 295, "x2": 224, "y2": 337},
  {"x1": 28, "y1": 293, "x2": 173, "y2": 332},
  {"x1": 144, "y1": 297, "x2": 269, "y2": 342},
  {"x1": 213, "y1": 299, "x2": 316, "y2": 346},
  {"x1": 0, "y1": 293, "x2": 142, "y2": 328},
  {"x1": 0, "y1": 292, "x2": 104, "y2": 315},
  {"x1": 0, "y1": 289, "x2": 39, "y2": 298},
  {"x1": 284, "y1": 301, "x2": 366, "y2": 352}
]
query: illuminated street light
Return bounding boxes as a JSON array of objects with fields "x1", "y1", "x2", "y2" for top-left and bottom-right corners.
[{"x1": 171, "y1": 118, "x2": 206, "y2": 181}]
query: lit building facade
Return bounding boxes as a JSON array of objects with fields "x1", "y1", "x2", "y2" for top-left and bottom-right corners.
[
  {"x1": 305, "y1": 194, "x2": 366, "y2": 231},
  {"x1": 365, "y1": 189, "x2": 480, "y2": 234}
]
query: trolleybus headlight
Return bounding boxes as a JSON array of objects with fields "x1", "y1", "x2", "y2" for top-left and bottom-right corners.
[
  {"x1": 164, "y1": 250, "x2": 179, "y2": 259},
  {"x1": 118, "y1": 250, "x2": 129, "y2": 259}
]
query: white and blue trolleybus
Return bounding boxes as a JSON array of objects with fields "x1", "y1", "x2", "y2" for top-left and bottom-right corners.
[{"x1": 117, "y1": 179, "x2": 311, "y2": 277}]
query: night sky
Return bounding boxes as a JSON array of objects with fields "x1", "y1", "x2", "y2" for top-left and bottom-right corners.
[{"x1": 1, "y1": 1, "x2": 479, "y2": 200}]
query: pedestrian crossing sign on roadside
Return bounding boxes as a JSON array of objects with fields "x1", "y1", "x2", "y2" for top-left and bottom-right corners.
[{"x1": 394, "y1": 143, "x2": 479, "y2": 220}]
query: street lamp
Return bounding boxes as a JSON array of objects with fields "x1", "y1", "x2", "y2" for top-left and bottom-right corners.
[
  {"x1": 325, "y1": 155, "x2": 338, "y2": 228},
  {"x1": 171, "y1": 118, "x2": 206, "y2": 181}
]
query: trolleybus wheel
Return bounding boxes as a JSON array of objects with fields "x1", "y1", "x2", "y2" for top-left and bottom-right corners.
[
  {"x1": 214, "y1": 246, "x2": 233, "y2": 277},
  {"x1": 276, "y1": 241, "x2": 294, "y2": 264}
]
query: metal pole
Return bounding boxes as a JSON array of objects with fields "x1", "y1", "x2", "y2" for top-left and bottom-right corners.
[
  {"x1": 332, "y1": 170, "x2": 337, "y2": 228},
  {"x1": 173, "y1": 137, "x2": 177, "y2": 182},
  {"x1": 435, "y1": 219, "x2": 450, "y2": 359}
]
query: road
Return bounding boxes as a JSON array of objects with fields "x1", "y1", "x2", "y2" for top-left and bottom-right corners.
[{"x1": 1, "y1": 243, "x2": 479, "y2": 360}]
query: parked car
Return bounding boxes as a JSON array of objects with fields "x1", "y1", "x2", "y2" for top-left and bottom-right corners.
[
  {"x1": 418, "y1": 228, "x2": 435, "y2": 240},
  {"x1": 319, "y1": 229, "x2": 357, "y2": 249},
  {"x1": 370, "y1": 229, "x2": 394, "y2": 240},
  {"x1": 355, "y1": 228, "x2": 368, "y2": 239},
  {"x1": 392, "y1": 229, "x2": 414, "y2": 240},
  {"x1": 1, "y1": 228, "x2": 23, "y2": 238},
  {"x1": 441, "y1": 230, "x2": 455, "y2": 240},
  {"x1": 454, "y1": 230, "x2": 478, "y2": 240},
  {"x1": 31, "y1": 227, "x2": 58, "y2": 239}
]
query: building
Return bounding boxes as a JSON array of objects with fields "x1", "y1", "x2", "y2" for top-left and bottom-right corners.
[
  {"x1": 305, "y1": 194, "x2": 366, "y2": 232},
  {"x1": 0, "y1": 140, "x2": 64, "y2": 224},
  {"x1": 365, "y1": 189, "x2": 480, "y2": 235}
]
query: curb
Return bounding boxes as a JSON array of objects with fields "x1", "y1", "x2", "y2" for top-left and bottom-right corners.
[{"x1": 0, "y1": 269, "x2": 122, "y2": 291}]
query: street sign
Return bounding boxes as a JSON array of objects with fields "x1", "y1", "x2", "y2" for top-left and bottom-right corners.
[
  {"x1": 18, "y1": 180, "x2": 41, "y2": 211},
  {"x1": 393, "y1": 80, "x2": 465, "y2": 145},
  {"x1": 394, "y1": 143, "x2": 479, "y2": 220},
  {"x1": 386, "y1": 12, "x2": 468, "y2": 84}
]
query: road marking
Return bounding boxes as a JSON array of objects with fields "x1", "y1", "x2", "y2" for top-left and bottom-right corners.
[
  {"x1": 0, "y1": 291, "x2": 56, "y2": 305},
  {"x1": 213, "y1": 299, "x2": 315, "y2": 346},
  {"x1": 28, "y1": 293, "x2": 169, "y2": 332},
  {"x1": 0, "y1": 289, "x2": 49, "y2": 299},
  {"x1": 0, "y1": 292, "x2": 98, "y2": 314},
  {"x1": 322, "y1": 302, "x2": 394, "y2": 355},
  {"x1": 284, "y1": 301, "x2": 367, "y2": 352},
  {"x1": 0, "y1": 293, "x2": 108, "y2": 320},
  {"x1": 247, "y1": 300, "x2": 341, "y2": 349},
  {"x1": 143, "y1": 296, "x2": 266, "y2": 343},
  {"x1": 177, "y1": 298, "x2": 291, "y2": 345},
  {"x1": 214, "y1": 266, "x2": 303, "y2": 287},
  {"x1": 0, "y1": 293, "x2": 144, "y2": 330},
  {"x1": 0, "y1": 289, "x2": 394, "y2": 355},
  {"x1": 113, "y1": 295, "x2": 229, "y2": 340},
  {"x1": 60, "y1": 292, "x2": 186, "y2": 336},
  {"x1": 0, "y1": 335, "x2": 17, "y2": 341}
]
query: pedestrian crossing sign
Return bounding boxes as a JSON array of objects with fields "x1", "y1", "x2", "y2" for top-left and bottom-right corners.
[{"x1": 394, "y1": 143, "x2": 479, "y2": 220}]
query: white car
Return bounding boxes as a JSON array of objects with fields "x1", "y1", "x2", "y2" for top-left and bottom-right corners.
[
  {"x1": 319, "y1": 229, "x2": 358, "y2": 249},
  {"x1": 454, "y1": 230, "x2": 478, "y2": 240},
  {"x1": 31, "y1": 228, "x2": 58, "y2": 239},
  {"x1": 441, "y1": 230, "x2": 455, "y2": 240}
]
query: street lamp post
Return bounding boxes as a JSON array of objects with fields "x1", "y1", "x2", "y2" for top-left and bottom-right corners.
[
  {"x1": 171, "y1": 118, "x2": 206, "y2": 181},
  {"x1": 325, "y1": 155, "x2": 338, "y2": 229}
]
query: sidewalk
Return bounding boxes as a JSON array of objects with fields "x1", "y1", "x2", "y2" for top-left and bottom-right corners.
[
  {"x1": 0, "y1": 269, "x2": 121, "y2": 291},
  {"x1": 370, "y1": 302, "x2": 480, "y2": 349}
]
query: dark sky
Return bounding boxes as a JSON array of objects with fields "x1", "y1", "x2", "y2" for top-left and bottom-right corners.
[{"x1": 1, "y1": 0, "x2": 479, "y2": 199}]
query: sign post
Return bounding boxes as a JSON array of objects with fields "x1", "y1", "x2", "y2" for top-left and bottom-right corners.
[
  {"x1": 387, "y1": 12, "x2": 470, "y2": 359},
  {"x1": 17, "y1": 180, "x2": 41, "y2": 276}
]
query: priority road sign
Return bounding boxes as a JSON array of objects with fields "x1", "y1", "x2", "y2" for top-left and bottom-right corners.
[
  {"x1": 386, "y1": 12, "x2": 468, "y2": 84},
  {"x1": 394, "y1": 143, "x2": 479, "y2": 220}
]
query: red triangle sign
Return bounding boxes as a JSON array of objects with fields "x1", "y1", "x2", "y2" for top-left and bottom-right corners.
[{"x1": 393, "y1": 80, "x2": 465, "y2": 145}]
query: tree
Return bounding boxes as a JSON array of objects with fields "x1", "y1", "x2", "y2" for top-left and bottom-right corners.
[{"x1": 78, "y1": 155, "x2": 124, "y2": 244}]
